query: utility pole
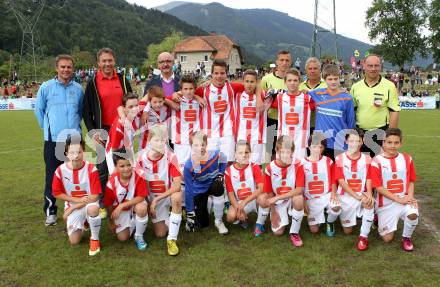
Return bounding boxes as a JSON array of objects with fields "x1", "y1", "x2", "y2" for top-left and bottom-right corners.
[{"x1": 311, "y1": 0, "x2": 339, "y2": 60}]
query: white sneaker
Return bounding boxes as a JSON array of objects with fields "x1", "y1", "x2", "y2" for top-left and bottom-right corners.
[
  {"x1": 45, "y1": 214, "x2": 57, "y2": 226},
  {"x1": 215, "y1": 220, "x2": 229, "y2": 235}
]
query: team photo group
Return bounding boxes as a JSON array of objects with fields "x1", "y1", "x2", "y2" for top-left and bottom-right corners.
[{"x1": 34, "y1": 47, "x2": 419, "y2": 257}]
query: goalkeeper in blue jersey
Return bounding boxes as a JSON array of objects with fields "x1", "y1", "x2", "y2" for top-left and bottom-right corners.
[
  {"x1": 183, "y1": 131, "x2": 229, "y2": 235},
  {"x1": 309, "y1": 64, "x2": 355, "y2": 160}
]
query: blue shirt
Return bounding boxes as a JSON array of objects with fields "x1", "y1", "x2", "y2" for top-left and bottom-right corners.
[
  {"x1": 34, "y1": 77, "x2": 84, "y2": 142},
  {"x1": 183, "y1": 150, "x2": 227, "y2": 212},
  {"x1": 309, "y1": 88, "x2": 355, "y2": 150}
]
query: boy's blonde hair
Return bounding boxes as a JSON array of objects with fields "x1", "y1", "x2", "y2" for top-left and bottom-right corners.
[
  {"x1": 275, "y1": 135, "x2": 295, "y2": 153},
  {"x1": 189, "y1": 131, "x2": 207, "y2": 146},
  {"x1": 147, "y1": 124, "x2": 168, "y2": 142},
  {"x1": 235, "y1": 140, "x2": 251, "y2": 152}
]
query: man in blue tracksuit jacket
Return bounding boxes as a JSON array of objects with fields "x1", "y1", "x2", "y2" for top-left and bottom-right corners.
[{"x1": 34, "y1": 54, "x2": 84, "y2": 226}]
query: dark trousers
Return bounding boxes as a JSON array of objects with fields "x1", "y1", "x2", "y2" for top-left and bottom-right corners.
[
  {"x1": 360, "y1": 126, "x2": 388, "y2": 158},
  {"x1": 96, "y1": 126, "x2": 110, "y2": 199},
  {"x1": 267, "y1": 117, "x2": 278, "y2": 160},
  {"x1": 193, "y1": 178, "x2": 224, "y2": 228},
  {"x1": 43, "y1": 141, "x2": 64, "y2": 216}
]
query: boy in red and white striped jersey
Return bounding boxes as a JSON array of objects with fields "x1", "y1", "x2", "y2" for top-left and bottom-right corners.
[
  {"x1": 370, "y1": 128, "x2": 419, "y2": 251},
  {"x1": 300, "y1": 133, "x2": 341, "y2": 236},
  {"x1": 137, "y1": 125, "x2": 183, "y2": 256},
  {"x1": 170, "y1": 75, "x2": 201, "y2": 171},
  {"x1": 225, "y1": 140, "x2": 269, "y2": 237},
  {"x1": 235, "y1": 70, "x2": 268, "y2": 165},
  {"x1": 103, "y1": 148, "x2": 149, "y2": 251},
  {"x1": 260, "y1": 136, "x2": 305, "y2": 247},
  {"x1": 334, "y1": 128, "x2": 374, "y2": 251},
  {"x1": 139, "y1": 86, "x2": 171, "y2": 151},
  {"x1": 52, "y1": 137, "x2": 102, "y2": 256},
  {"x1": 194, "y1": 59, "x2": 246, "y2": 162},
  {"x1": 270, "y1": 69, "x2": 314, "y2": 159},
  {"x1": 107, "y1": 92, "x2": 148, "y2": 174}
]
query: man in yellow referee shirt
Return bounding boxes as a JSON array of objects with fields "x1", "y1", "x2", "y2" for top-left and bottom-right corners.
[{"x1": 350, "y1": 54, "x2": 400, "y2": 156}]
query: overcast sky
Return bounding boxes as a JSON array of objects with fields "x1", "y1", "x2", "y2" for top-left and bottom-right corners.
[{"x1": 128, "y1": 0, "x2": 374, "y2": 44}]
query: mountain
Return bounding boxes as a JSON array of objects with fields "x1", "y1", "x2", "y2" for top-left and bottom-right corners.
[
  {"x1": 160, "y1": 1, "x2": 432, "y2": 67},
  {"x1": 154, "y1": 1, "x2": 190, "y2": 12},
  {"x1": 0, "y1": 0, "x2": 207, "y2": 65}
]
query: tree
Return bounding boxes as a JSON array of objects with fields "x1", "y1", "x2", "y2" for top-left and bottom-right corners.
[
  {"x1": 142, "y1": 31, "x2": 184, "y2": 73},
  {"x1": 365, "y1": 0, "x2": 428, "y2": 69},
  {"x1": 429, "y1": 0, "x2": 440, "y2": 62}
]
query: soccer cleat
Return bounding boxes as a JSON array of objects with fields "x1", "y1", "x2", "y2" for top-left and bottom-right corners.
[
  {"x1": 167, "y1": 240, "x2": 179, "y2": 256},
  {"x1": 135, "y1": 236, "x2": 148, "y2": 251},
  {"x1": 254, "y1": 223, "x2": 266, "y2": 237},
  {"x1": 45, "y1": 214, "x2": 57, "y2": 226},
  {"x1": 357, "y1": 236, "x2": 369, "y2": 251},
  {"x1": 289, "y1": 233, "x2": 303, "y2": 247},
  {"x1": 89, "y1": 239, "x2": 101, "y2": 256},
  {"x1": 215, "y1": 220, "x2": 229, "y2": 235},
  {"x1": 99, "y1": 208, "x2": 107, "y2": 219},
  {"x1": 224, "y1": 201, "x2": 230, "y2": 215},
  {"x1": 326, "y1": 222, "x2": 335, "y2": 237},
  {"x1": 402, "y1": 237, "x2": 414, "y2": 252},
  {"x1": 240, "y1": 221, "x2": 249, "y2": 229}
]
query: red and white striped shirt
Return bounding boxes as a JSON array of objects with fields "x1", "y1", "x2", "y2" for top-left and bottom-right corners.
[
  {"x1": 225, "y1": 163, "x2": 263, "y2": 201},
  {"x1": 272, "y1": 92, "x2": 313, "y2": 150},
  {"x1": 140, "y1": 103, "x2": 170, "y2": 149},
  {"x1": 263, "y1": 160, "x2": 304, "y2": 196},
  {"x1": 103, "y1": 171, "x2": 148, "y2": 208},
  {"x1": 196, "y1": 82, "x2": 243, "y2": 138},
  {"x1": 370, "y1": 153, "x2": 416, "y2": 208},
  {"x1": 334, "y1": 152, "x2": 371, "y2": 195},
  {"x1": 299, "y1": 156, "x2": 334, "y2": 200},
  {"x1": 52, "y1": 161, "x2": 101, "y2": 209},
  {"x1": 137, "y1": 151, "x2": 182, "y2": 194},
  {"x1": 170, "y1": 97, "x2": 201, "y2": 145},
  {"x1": 235, "y1": 91, "x2": 267, "y2": 144}
]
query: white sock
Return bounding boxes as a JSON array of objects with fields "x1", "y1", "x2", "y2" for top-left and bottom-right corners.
[
  {"x1": 207, "y1": 196, "x2": 213, "y2": 214},
  {"x1": 402, "y1": 216, "x2": 419, "y2": 238},
  {"x1": 289, "y1": 208, "x2": 304, "y2": 234},
  {"x1": 87, "y1": 215, "x2": 101, "y2": 240},
  {"x1": 256, "y1": 207, "x2": 269, "y2": 225},
  {"x1": 360, "y1": 208, "x2": 374, "y2": 238},
  {"x1": 327, "y1": 208, "x2": 340, "y2": 223},
  {"x1": 167, "y1": 212, "x2": 182, "y2": 241},
  {"x1": 135, "y1": 214, "x2": 148, "y2": 238},
  {"x1": 213, "y1": 196, "x2": 225, "y2": 221}
]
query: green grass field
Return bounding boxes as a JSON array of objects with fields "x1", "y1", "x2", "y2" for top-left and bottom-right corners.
[{"x1": 1, "y1": 110, "x2": 440, "y2": 287}]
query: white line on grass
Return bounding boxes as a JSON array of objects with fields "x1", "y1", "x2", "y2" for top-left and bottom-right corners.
[
  {"x1": 406, "y1": 135, "x2": 440, "y2": 138},
  {"x1": 0, "y1": 147, "x2": 42, "y2": 154}
]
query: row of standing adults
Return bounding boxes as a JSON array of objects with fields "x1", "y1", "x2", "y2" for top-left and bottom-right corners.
[{"x1": 35, "y1": 48, "x2": 399, "y2": 226}]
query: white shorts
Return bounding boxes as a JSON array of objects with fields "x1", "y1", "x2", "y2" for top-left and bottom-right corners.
[
  {"x1": 249, "y1": 142, "x2": 265, "y2": 165},
  {"x1": 377, "y1": 202, "x2": 419, "y2": 236},
  {"x1": 173, "y1": 144, "x2": 191, "y2": 168},
  {"x1": 306, "y1": 193, "x2": 340, "y2": 226},
  {"x1": 148, "y1": 192, "x2": 171, "y2": 225},
  {"x1": 270, "y1": 199, "x2": 292, "y2": 232},
  {"x1": 238, "y1": 199, "x2": 258, "y2": 215},
  {"x1": 66, "y1": 202, "x2": 100, "y2": 236},
  {"x1": 114, "y1": 207, "x2": 135, "y2": 234},
  {"x1": 339, "y1": 193, "x2": 369, "y2": 227},
  {"x1": 207, "y1": 136, "x2": 235, "y2": 162}
]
